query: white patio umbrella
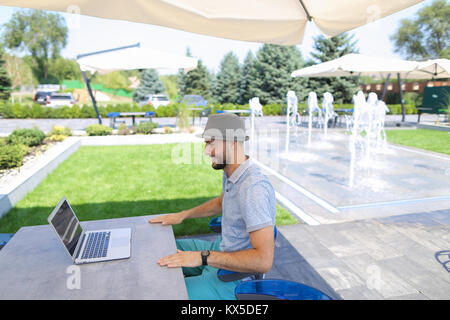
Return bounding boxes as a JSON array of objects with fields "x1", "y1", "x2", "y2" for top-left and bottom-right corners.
[
  {"x1": 0, "y1": 0, "x2": 424, "y2": 45},
  {"x1": 291, "y1": 53, "x2": 424, "y2": 122},
  {"x1": 76, "y1": 42, "x2": 198, "y2": 124},
  {"x1": 77, "y1": 45, "x2": 198, "y2": 74},
  {"x1": 406, "y1": 59, "x2": 450, "y2": 79},
  {"x1": 291, "y1": 53, "x2": 418, "y2": 78}
]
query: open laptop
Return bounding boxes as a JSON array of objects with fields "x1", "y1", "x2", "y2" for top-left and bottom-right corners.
[{"x1": 48, "y1": 197, "x2": 131, "y2": 264}]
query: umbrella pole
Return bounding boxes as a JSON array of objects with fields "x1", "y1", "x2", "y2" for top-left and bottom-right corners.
[
  {"x1": 82, "y1": 71, "x2": 102, "y2": 125},
  {"x1": 397, "y1": 73, "x2": 405, "y2": 122},
  {"x1": 380, "y1": 73, "x2": 391, "y2": 101}
]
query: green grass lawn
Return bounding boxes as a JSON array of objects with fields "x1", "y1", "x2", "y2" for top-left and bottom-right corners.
[
  {"x1": 386, "y1": 129, "x2": 450, "y2": 155},
  {"x1": 0, "y1": 143, "x2": 297, "y2": 236}
]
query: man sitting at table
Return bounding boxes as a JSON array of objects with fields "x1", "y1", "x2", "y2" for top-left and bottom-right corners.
[{"x1": 149, "y1": 113, "x2": 276, "y2": 300}]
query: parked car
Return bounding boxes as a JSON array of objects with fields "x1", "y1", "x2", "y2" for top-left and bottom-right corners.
[
  {"x1": 47, "y1": 93, "x2": 75, "y2": 107},
  {"x1": 138, "y1": 94, "x2": 171, "y2": 108},
  {"x1": 33, "y1": 91, "x2": 52, "y2": 105},
  {"x1": 181, "y1": 95, "x2": 208, "y2": 107}
]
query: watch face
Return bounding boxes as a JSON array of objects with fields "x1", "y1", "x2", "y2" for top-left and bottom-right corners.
[
  {"x1": 201, "y1": 250, "x2": 210, "y2": 266},
  {"x1": 201, "y1": 250, "x2": 210, "y2": 257}
]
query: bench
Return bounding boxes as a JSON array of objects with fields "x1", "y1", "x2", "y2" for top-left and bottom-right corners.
[
  {"x1": 417, "y1": 86, "x2": 449, "y2": 123},
  {"x1": 107, "y1": 112, "x2": 126, "y2": 128}
]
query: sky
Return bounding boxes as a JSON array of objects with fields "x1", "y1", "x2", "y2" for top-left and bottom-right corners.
[{"x1": 0, "y1": 1, "x2": 433, "y2": 75}]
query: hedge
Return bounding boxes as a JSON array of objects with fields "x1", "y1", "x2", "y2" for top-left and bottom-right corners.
[{"x1": 0, "y1": 101, "x2": 418, "y2": 119}]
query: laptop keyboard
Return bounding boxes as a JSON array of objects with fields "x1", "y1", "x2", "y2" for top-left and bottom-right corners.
[{"x1": 81, "y1": 231, "x2": 111, "y2": 259}]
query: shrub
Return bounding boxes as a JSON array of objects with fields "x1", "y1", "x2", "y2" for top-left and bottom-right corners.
[
  {"x1": 154, "y1": 105, "x2": 176, "y2": 117},
  {"x1": 6, "y1": 128, "x2": 46, "y2": 147},
  {"x1": 30, "y1": 103, "x2": 44, "y2": 118},
  {"x1": 53, "y1": 106, "x2": 73, "y2": 119},
  {"x1": 262, "y1": 104, "x2": 282, "y2": 116},
  {"x1": 80, "y1": 104, "x2": 97, "y2": 118},
  {"x1": 117, "y1": 123, "x2": 131, "y2": 135},
  {"x1": 46, "y1": 134, "x2": 66, "y2": 142},
  {"x1": 49, "y1": 125, "x2": 72, "y2": 136},
  {"x1": 85, "y1": 124, "x2": 113, "y2": 136},
  {"x1": 133, "y1": 122, "x2": 158, "y2": 134},
  {"x1": 386, "y1": 104, "x2": 417, "y2": 115},
  {"x1": 0, "y1": 143, "x2": 29, "y2": 169},
  {"x1": 175, "y1": 103, "x2": 190, "y2": 131},
  {"x1": 164, "y1": 126, "x2": 173, "y2": 134},
  {"x1": 45, "y1": 125, "x2": 72, "y2": 142}
]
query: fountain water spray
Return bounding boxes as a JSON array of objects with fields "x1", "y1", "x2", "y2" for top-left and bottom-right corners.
[
  {"x1": 348, "y1": 91, "x2": 390, "y2": 187},
  {"x1": 285, "y1": 91, "x2": 298, "y2": 153}
]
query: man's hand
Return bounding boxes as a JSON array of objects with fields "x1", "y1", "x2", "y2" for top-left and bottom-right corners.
[
  {"x1": 149, "y1": 212, "x2": 185, "y2": 225},
  {"x1": 157, "y1": 250, "x2": 202, "y2": 268}
]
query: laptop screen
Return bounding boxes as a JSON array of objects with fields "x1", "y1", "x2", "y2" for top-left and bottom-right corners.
[{"x1": 49, "y1": 200, "x2": 83, "y2": 256}]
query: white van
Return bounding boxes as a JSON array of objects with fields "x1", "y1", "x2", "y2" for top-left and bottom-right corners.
[
  {"x1": 47, "y1": 93, "x2": 75, "y2": 107},
  {"x1": 138, "y1": 94, "x2": 171, "y2": 108}
]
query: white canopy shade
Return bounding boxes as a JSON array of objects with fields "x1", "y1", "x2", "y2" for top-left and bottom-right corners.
[
  {"x1": 405, "y1": 59, "x2": 450, "y2": 79},
  {"x1": 291, "y1": 53, "x2": 418, "y2": 78},
  {"x1": 0, "y1": 0, "x2": 423, "y2": 45},
  {"x1": 77, "y1": 46, "x2": 198, "y2": 74}
]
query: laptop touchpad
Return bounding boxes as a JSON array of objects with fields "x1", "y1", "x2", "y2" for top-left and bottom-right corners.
[{"x1": 111, "y1": 237, "x2": 129, "y2": 248}]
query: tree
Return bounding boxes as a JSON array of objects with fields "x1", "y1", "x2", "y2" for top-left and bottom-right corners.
[
  {"x1": 0, "y1": 50, "x2": 12, "y2": 101},
  {"x1": 214, "y1": 52, "x2": 241, "y2": 104},
  {"x1": 310, "y1": 33, "x2": 358, "y2": 62},
  {"x1": 391, "y1": 0, "x2": 450, "y2": 59},
  {"x1": 238, "y1": 51, "x2": 255, "y2": 104},
  {"x1": 306, "y1": 33, "x2": 360, "y2": 104},
  {"x1": 133, "y1": 69, "x2": 165, "y2": 101},
  {"x1": 2, "y1": 9, "x2": 68, "y2": 82},
  {"x1": 95, "y1": 71, "x2": 130, "y2": 91},
  {"x1": 47, "y1": 57, "x2": 82, "y2": 84},
  {"x1": 177, "y1": 47, "x2": 192, "y2": 99},
  {"x1": 160, "y1": 75, "x2": 178, "y2": 101},
  {"x1": 183, "y1": 60, "x2": 211, "y2": 99},
  {"x1": 247, "y1": 44, "x2": 306, "y2": 105}
]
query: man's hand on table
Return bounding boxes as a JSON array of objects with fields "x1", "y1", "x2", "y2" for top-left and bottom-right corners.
[
  {"x1": 148, "y1": 212, "x2": 185, "y2": 225},
  {"x1": 157, "y1": 250, "x2": 202, "y2": 268},
  {"x1": 149, "y1": 212, "x2": 199, "y2": 268}
]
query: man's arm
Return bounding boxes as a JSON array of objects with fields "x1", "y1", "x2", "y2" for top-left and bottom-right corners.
[
  {"x1": 208, "y1": 225, "x2": 274, "y2": 274},
  {"x1": 157, "y1": 225, "x2": 275, "y2": 274},
  {"x1": 149, "y1": 193, "x2": 223, "y2": 225}
]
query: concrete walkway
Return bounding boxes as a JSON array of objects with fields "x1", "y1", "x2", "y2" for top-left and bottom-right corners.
[{"x1": 279, "y1": 211, "x2": 449, "y2": 300}]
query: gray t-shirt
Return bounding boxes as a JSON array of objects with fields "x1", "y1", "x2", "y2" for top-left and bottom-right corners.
[{"x1": 219, "y1": 158, "x2": 276, "y2": 252}]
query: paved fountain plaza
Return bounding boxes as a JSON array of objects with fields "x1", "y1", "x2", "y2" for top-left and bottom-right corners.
[{"x1": 250, "y1": 125, "x2": 450, "y2": 225}]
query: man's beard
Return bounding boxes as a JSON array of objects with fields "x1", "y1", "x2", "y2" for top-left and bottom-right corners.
[
  {"x1": 211, "y1": 154, "x2": 226, "y2": 170},
  {"x1": 212, "y1": 161, "x2": 226, "y2": 170}
]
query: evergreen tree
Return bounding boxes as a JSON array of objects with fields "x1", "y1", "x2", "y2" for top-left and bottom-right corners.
[
  {"x1": 306, "y1": 33, "x2": 359, "y2": 104},
  {"x1": 183, "y1": 59, "x2": 210, "y2": 99},
  {"x1": 208, "y1": 70, "x2": 217, "y2": 103},
  {"x1": 0, "y1": 51, "x2": 12, "y2": 101},
  {"x1": 133, "y1": 69, "x2": 165, "y2": 102},
  {"x1": 238, "y1": 51, "x2": 255, "y2": 104},
  {"x1": 214, "y1": 52, "x2": 241, "y2": 104},
  {"x1": 177, "y1": 47, "x2": 192, "y2": 100},
  {"x1": 310, "y1": 33, "x2": 358, "y2": 62},
  {"x1": 247, "y1": 44, "x2": 307, "y2": 105}
]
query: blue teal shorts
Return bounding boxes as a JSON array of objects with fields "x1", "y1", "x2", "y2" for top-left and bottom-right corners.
[{"x1": 176, "y1": 238, "x2": 241, "y2": 300}]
